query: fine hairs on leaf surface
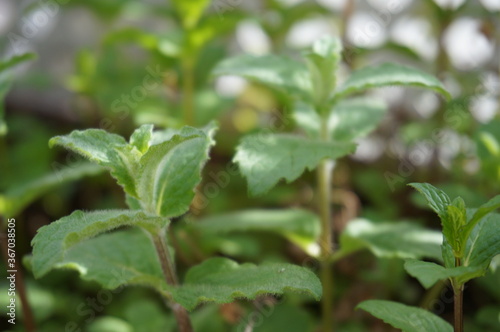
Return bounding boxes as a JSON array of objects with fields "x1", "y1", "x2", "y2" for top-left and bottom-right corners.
[
  {"x1": 31, "y1": 209, "x2": 168, "y2": 278},
  {"x1": 31, "y1": 122, "x2": 323, "y2": 320},
  {"x1": 171, "y1": 257, "x2": 322, "y2": 311}
]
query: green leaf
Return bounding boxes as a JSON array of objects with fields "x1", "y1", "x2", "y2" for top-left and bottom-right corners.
[
  {"x1": 234, "y1": 133, "x2": 356, "y2": 196},
  {"x1": 404, "y1": 259, "x2": 484, "y2": 289},
  {"x1": 357, "y1": 300, "x2": 453, "y2": 332},
  {"x1": 50, "y1": 124, "x2": 217, "y2": 217},
  {"x1": 31, "y1": 210, "x2": 167, "y2": 278},
  {"x1": 212, "y1": 54, "x2": 311, "y2": 100},
  {"x1": 461, "y1": 196, "x2": 500, "y2": 253},
  {"x1": 294, "y1": 98, "x2": 388, "y2": 142},
  {"x1": 171, "y1": 0, "x2": 211, "y2": 29},
  {"x1": 57, "y1": 229, "x2": 168, "y2": 292},
  {"x1": 196, "y1": 209, "x2": 321, "y2": 255},
  {"x1": 130, "y1": 124, "x2": 154, "y2": 154},
  {"x1": 137, "y1": 123, "x2": 216, "y2": 217},
  {"x1": 172, "y1": 257, "x2": 322, "y2": 311},
  {"x1": 334, "y1": 219, "x2": 443, "y2": 262},
  {"x1": 0, "y1": 162, "x2": 103, "y2": 217},
  {"x1": 408, "y1": 183, "x2": 451, "y2": 218},
  {"x1": 463, "y1": 213, "x2": 500, "y2": 268},
  {"x1": 0, "y1": 53, "x2": 37, "y2": 73},
  {"x1": 49, "y1": 129, "x2": 141, "y2": 197},
  {"x1": 304, "y1": 36, "x2": 342, "y2": 108},
  {"x1": 329, "y1": 98, "x2": 388, "y2": 142},
  {"x1": 334, "y1": 63, "x2": 451, "y2": 101},
  {"x1": 441, "y1": 197, "x2": 467, "y2": 256}
]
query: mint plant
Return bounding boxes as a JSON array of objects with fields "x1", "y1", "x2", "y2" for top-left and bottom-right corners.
[
  {"x1": 30, "y1": 123, "x2": 322, "y2": 332},
  {"x1": 358, "y1": 183, "x2": 500, "y2": 332},
  {"x1": 212, "y1": 36, "x2": 450, "y2": 331}
]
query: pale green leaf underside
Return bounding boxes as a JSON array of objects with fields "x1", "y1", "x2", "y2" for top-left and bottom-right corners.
[
  {"x1": 334, "y1": 219, "x2": 442, "y2": 262},
  {"x1": 0, "y1": 163, "x2": 103, "y2": 216},
  {"x1": 31, "y1": 209, "x2": 167, "y2": 278},
  {"x1": 212, "y1": 54, "x2": 311, "y2": 100},
  {"x1": 234, "y1": 133, "x2": 356, "y2": 196},
  {"x1": 196, "y1": 209, "x2": 321, "y2": 254},
  {"x1": 335, "y1": 63, "x2": 451, "y2": 100},
  {"x1": 404, "y1": 259, "x2": 484, "y2": 289},
  {"x1": 294, "y1": 98, "x2": 388, "y2": 142},
  {"x1": 305, "y1": 36, "x2": 342, "y2": 106},
  {"x1": 357, "y1": 300, "x2": 453, "y2": 332},
  {"x1": 172, "y1": 257, "x2": 322, "y2": 311},
  {"x1": 56, "y1": 229, "x2": 168, "y2": 292}
]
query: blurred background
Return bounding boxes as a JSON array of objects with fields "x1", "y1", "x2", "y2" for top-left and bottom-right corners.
[{"x1": 0, "y1": 0, "x2": 499, "y2": 331}]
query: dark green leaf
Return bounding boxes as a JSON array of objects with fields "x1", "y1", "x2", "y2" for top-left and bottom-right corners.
[
  {"x1": 172, "y1": 257, "x2": 322, "y2": 310},
  {"x1": 357, "y1": 300, "x2": 453, "y2": 332},
  {"x1": 59, "y1": 229, "x2": 168, "y2": 292},
  {"x1": 31, "y1": 210, "x2": 167, "y2": 278},
  {"x1": 404, "y1": 259, "x2": 483, "y2": 289}
]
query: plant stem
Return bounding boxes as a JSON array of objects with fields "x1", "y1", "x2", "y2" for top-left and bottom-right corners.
[
  {"x1": 152, "y1": 228, "x2": 193, "y2": 332},
  {"x1": 317, "y1": 119, "x2": 334, "y2": 331},
  {"x1": 0, "y1": 217, "x2": 36, "y2": 332},
  {"x1": 453, "y1": 257, "x2": 464, "y2": 332},
  {"x1": 182, "y1": 59, "x2": 195, "y2": 126}
]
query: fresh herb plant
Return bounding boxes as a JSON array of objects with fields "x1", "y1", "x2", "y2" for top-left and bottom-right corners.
[
  {"x1": 212, "y1": 36, "x2": 450, "y2": 331},
  {"x1": 358, "y1": 183, "x2": 500, "y2": 332},
  {"x1": 30, "y1": 122, "x2": 322, "y2": 332}
]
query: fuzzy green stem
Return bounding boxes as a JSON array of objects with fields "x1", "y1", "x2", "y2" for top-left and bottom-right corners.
[
  {"x1": 152, "y1": 229, "x2": 193, "y2": 332},
  {"x1": 453, "y1": 257, "x2": 464, "y2": 332},
  {"x1": 182, "y1": 59, "x2": 195, "y2": 126},
  {"x1": 317, "y1": 118, "x2": 334, "y2": 331}
]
